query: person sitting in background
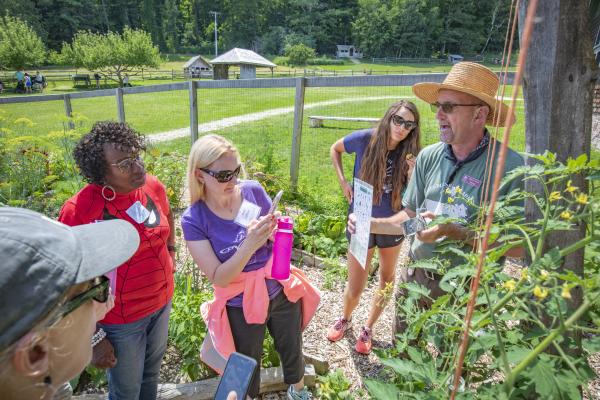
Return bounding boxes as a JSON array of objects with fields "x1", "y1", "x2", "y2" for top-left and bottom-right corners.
[
  {"x1": 59, "y1": 121, "x2": 176, "y2": 400},
  {"x1": 34, "y1": 71, "x2": 45, "y2": 92},
  {"x1": 182, "y1": 134, "x2": 320, "y2": 400},
  {"x1": 123, "y1": 74, "x2": 131, "y2": 87},
  {"x1": 0, "y1": 207, "x2": 139, "y2": 400}
]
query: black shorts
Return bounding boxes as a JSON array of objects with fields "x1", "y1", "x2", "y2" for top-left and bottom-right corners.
[{"x1": 346, "y1": 229, "x2": 404, "y2": 249}]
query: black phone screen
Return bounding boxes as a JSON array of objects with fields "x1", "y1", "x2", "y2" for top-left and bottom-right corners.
[{"x1": 214, "y1": 352, "x2": 258, "y2": 400}]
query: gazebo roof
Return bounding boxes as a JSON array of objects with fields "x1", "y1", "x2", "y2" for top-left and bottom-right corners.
[
  {"x1": 210, "y1": 48, "x2": 276, "y2": 68},
  {"x1": 183, "y1": 55, "x2": 211, "y2": 69}
]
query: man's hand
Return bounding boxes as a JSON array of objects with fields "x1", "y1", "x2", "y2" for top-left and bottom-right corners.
[
  {"x1": 416, "y1": 211, "x2": 471, "y2": 244},
  {"x1": 91, "y1": 337, "x2": 117, "y2": 369},
  {"x1": 347, "y1": 213, "x2": 356, "y2": 235}
]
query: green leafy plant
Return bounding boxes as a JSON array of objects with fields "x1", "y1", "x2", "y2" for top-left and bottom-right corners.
[
  {"x1": 143, "y1": 147, "x2": 187, "y2": 210},
  {"x1": 316, "y1": 369, "x2": 354, "y2": 400},
  {"x1": 367, "y1": 152, "x2": 600, "y2": 399},
  {"x1": 168, "y1": 264, "x2": 214, "y2": 381}
]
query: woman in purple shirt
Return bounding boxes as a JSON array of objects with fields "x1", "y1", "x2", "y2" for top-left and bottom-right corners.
[
  {"x1": 327, "y1": 100, "x2": 421, "y2": 354},
  {"x1": 181, "y1": 135, "x2": 311, "y2": 400}
]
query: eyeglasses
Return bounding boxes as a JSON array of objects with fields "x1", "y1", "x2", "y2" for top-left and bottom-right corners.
[
  {"x1": 199, "y1": 165, "x2": 241, "y2": 183},
  {"x1": 49, "y1": 276, "x2": 110, "y2": 325},
  {"x1": 391, "y1": 115, "x2": 417, "y2": 130},
  {"x1": 109, "y1": 155, "x2": 144, "y2": 173},
  {"x1": 430, "y1": 102, "x2": 483, "y2": 114}
]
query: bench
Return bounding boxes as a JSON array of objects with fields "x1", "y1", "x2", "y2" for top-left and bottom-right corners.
[
  {"x1": 308, "y1": 115, "x2": 379, "y2": 128},
  {"x1": 72, "y1": 74, "x2": 91, "y2": 87}
]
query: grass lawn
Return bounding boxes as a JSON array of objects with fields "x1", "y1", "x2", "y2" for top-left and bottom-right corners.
[{"x1": 142, "y1": 85, "x2": 526, "y2": 208}]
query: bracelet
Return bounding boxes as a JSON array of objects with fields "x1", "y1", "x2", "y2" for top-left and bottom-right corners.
[
  {"x1": 167, "y1": 244, "x2": 176, "y2": 252},
  {"x1": 91, "y1": 328, "x2": 106, "y2": 347}
]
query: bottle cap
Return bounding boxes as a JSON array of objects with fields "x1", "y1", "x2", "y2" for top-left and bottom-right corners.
[{"x1": 277, "y1": 216, "x2": 294, "y2": 231}]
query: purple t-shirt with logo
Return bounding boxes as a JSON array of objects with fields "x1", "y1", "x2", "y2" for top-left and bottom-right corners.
[
  {"x1": 181, "y1": 180, "x2": 282, "y2": 307},
  {"x1": 343, "y1": 128, "x2": 399, "y2": 218}
]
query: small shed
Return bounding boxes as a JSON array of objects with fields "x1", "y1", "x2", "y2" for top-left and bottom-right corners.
[
  {"x1": 448, "y1": 54, "x2": 464, "y2": 64},
  {"x1": 336, "y1": 45, "x2": 363, "y2": 59},
  {"x1": 183, "y1": 55, "x2": 212, "y2": 78},
  {"x1": 210, "y1": 48, "x2": 276, "y2": 80}
]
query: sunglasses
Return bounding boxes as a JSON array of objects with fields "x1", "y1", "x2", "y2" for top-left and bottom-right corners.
[
  {"x1": 199, "y1": 165, "x2": 241, "y2": 183},
  {"x1": 430, "y1": 102, "x2": 483, "y2": 114},
  {"x1": 391, "y1": 115, "x2": 417, "y2": 130},
  {"x1": 50, "y1": 276, "x2": 110, "y2": 324},
  {"x1": 110, "y1": 154, "x2": 144, "y2": 173}
]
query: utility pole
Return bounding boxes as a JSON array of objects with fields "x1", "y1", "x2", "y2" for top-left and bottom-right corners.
[{"x1": 209, "y1": 11, "x2": 221, "y2": 57}]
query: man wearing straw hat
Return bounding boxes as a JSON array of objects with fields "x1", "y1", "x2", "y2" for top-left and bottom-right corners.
[{"x1": 348, "y1": 62, "x2": 524, "y2": 336}]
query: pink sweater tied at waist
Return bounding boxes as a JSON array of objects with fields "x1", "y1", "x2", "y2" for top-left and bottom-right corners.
[{"x1": 200, "y1": 258, "x2": 321, "y2": 373}]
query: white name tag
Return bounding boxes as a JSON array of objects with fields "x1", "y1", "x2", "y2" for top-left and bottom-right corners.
[
  {"x1": 234, "y1": 199, "x2": 261, "y2": 228},
  {"x1": 126, "y1": 201, "x2": 150, "y2": 224}
]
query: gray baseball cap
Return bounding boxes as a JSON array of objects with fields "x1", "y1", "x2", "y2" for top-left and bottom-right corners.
[{"x1": 0, "y1": 207, "x2": 140, "y2": 351}]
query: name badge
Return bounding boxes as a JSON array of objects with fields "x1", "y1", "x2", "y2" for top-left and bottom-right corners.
[
  {"x1": 126, "y1": 201, "x2": 150, "y2": 224},
  {"x1": 234, "y1": 199, "x2": 261, "y2": 228}
]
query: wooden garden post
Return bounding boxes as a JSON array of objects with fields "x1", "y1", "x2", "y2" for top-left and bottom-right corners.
[
  {"x1": 116, "y1": 88, "x2": 126, "y2": 123},
  {"x1": 290, "y1": 77, "x2": 306, "y2": 191},
  {"x1": 189, "y1": 80, "x2": 198, "y2": 143},
  {"x1": 63, "y1": 94, "x2": 75, "y2": 130},
  {"x1": 519, "y1": 0, "x2": 597, "y2": 343}
]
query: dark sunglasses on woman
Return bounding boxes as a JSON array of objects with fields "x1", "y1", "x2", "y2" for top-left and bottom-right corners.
[
  {"x1": 391, "y1": 114, "x2": 417, "y2": 130},
  {"x1": 199, "y1": 165, "x2": 241, "y2": 183}
]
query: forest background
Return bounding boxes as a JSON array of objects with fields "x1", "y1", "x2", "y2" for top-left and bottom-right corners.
[{"x1": 0, "y1": 0, "x2": 514, "y2": 59}]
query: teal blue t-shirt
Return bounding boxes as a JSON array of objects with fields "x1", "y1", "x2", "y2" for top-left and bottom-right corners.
[{"x1": 402, "y1": 137, "x2": 524, "y2": 264}]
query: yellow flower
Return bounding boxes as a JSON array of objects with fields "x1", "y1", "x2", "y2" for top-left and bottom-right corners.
[
  {"x1": 455, "y1": 187, "x2": 462, "y2": 194},
  {"x1": 520, "y1": 268, "x2": 528, "y2": 282},
  {"x1": 575, "y1": 193, "x2": 588, "y2": 205},
  {"x1": 540, "y1": 269, "x2": 549, "y2": 281},
  {"x1": 503, "y1": 279, "x2": 516, "y2": 291},
  {"x1": 565, "y1": 180, "x2": 578, "y2": 193},
  {"x1": 533, "y1": 285, "x2": 548, "y2": 300},
  {"x1": 548, "y1": 191, "x2": 561, "y2": 202},
  {"x1": 445, "y1": 188, "x2": 452, "y2": 195},
  {"x1": 561, "y1": 284, "x2": 572, "y2": 300},
  {"x1": 447, "y1": 197, "x2": 454, "y2": 203},
  {"x1": 167, "y1": 187, "x2": 175, "y2": 197},
  {"x1": 560, "y1": 211, "x2": 572, "y2": 220}
]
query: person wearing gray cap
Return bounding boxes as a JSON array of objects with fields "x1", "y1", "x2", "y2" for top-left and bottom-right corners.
[{"x1": 0, "y1": 207, "x2": 139, "y2": 400}]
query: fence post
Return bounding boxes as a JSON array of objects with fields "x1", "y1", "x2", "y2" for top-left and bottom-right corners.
[
  {"x1": 63, "y1": 94, "x2": 75, "y2": 130},
  {"x1": 188, "y1": 80, "x2": 198, "y2": 143},
  {"x1": 290, "y1": 77, "x2": 306, "y2": 191},
  {"x1": 172, "y1": 69, "x2": 175, "y2": 80},
  {"x1": 116, "y1": 88, "x2": 126, "y2": 123}
]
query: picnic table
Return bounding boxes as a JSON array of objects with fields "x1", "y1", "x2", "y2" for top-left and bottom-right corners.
[
  {"x1": 72, "y1": 74, "x2": 91, "y2": 87},
  {"x1": 308, "y1": 115, "x2": 379, "y2": 128}
]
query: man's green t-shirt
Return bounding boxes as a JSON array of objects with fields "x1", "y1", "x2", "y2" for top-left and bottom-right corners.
[{"x1": 402, "y1": 138, "x2": 523, "y2": 264}]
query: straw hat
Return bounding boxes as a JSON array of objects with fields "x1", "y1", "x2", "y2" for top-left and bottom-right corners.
[{"x1": 412, "y1": 62, "x2": 511, "y2": 127}]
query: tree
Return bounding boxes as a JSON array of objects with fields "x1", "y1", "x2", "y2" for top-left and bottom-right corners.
[
  {"x1": 284, "y1": 43, "x2": 316, "y2": 65},
  {"x1": 0, "y1": 15, "x2": 46, "y2": 70},
  {"x1": 60, "y1": 27, "x2": 160, "y2": 86}
]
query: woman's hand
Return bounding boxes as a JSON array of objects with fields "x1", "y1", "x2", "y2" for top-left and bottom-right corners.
[
  {"x1": 406, "y1": 157, "x2": 417, "y2": 179},
  {"x1": 91, "y1": 338, "x2": 117, "y2": 369},
  {"x1": 341, "y1": 180, "x2": 353, "y2": 202},
  {"x1": 243, "y1": 215, "x2": 277, "y2": 253}
]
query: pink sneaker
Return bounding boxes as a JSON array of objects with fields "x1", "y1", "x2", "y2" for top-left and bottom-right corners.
[
  {"x1": 355, "y1": 326, "x2": 372, "y2": 354},
  {"x1": 326, "y1": 318, "x2": 352, "y2": 342}
]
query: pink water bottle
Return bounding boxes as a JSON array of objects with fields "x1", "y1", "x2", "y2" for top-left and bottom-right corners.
[{"x1": 271, "y1": 216, "x2": 294, "y2": 280}]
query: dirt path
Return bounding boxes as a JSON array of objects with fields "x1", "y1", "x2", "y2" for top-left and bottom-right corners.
[{"x1": 147, "y1": 96, "x2": 406, "y2": 143}]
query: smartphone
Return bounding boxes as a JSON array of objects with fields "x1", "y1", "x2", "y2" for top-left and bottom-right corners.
[
  {"x1": 214, "y1": 352, "x2": 258, "y2": 400},
  {"x1": 268, "y1": 190, "x2": 284, "y2": 215},
  {"x1": 402, "y1": 214, "x2": 427, "y2": 237}
]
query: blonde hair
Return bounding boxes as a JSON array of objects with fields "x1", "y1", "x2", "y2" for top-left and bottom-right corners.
[{"x1": 187, "y1": 135, "x2": 242, "y2": 204}]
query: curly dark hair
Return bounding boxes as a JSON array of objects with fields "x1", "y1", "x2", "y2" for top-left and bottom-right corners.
[{"x1": 73, "y1": 121, "x2": 146, "y2": 185}]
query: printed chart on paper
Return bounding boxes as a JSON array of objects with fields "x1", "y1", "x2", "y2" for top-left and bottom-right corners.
[{"x1": 349, "y1": 178, "x2": 373, "y2": 269}]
